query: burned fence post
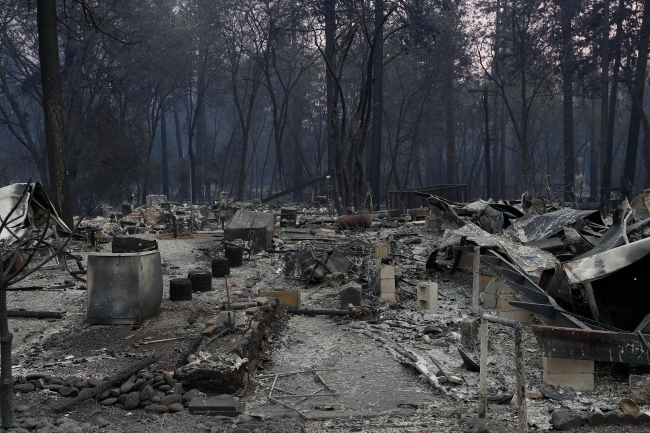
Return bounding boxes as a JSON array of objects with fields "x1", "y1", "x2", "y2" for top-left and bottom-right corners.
[
  {"x1": 479, "y1": 313, "x2": 527, "y2": 433},
  {"x1": 472, "y1": 246, "x2": 480, "y2": 314}
]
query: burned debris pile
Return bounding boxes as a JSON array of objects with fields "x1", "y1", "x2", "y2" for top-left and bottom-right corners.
[{"x1": 5, "y1": 183, "x2": 650, "y2": 431}]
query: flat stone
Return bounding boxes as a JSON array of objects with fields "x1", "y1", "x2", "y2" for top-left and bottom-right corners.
[
  {"x1": 118, "y1": 394, "x2": 127, "y2": 405},
  {"x1": 124, "y1": 391, "x2": 141, "y2": 410},
  {"x1": 182, "y1": 389, "x2": 202, "y2": 404},
  {"x1": 589, "y1": 413, "x2": 607, "y2": 427},
  {"x1": 140, "y1": 385, "x2": 154, "y2": 401},
  {"x1": 12, "y1": 383, "x2": 34, "y2": 393},
  {"x1": 231, "y1": 301, "x2": 257, "y2": 310},
  {"x1": 253, "y1": 297, "x2": 269, "y2": 306},
  {"x1": 25, "y1": 374, "x2": 46, "y2": 381},
  {"x1": 45, "y1": 377, "x2": 64, "y2": 385},
  {"x1": 151, "y1": 396, "x2": 161, "y2": 404},
  {"x1": 552, "y1": 410, "x2": 587, "y2": 431},
  {"x1": 245, "y1": 307, "x2": 260, "y2": 315},
  {"x1": 132, "y1": 379, "x2": 145, "y2": 391},
  {"x1": 27, "y1": 381, "x2": 44, "y2": 392},
  {"x1": 158, "y1": 385, "x2": 171, "y2": 392},
  {"x1": 144, "y1": 405, "x2": 168, "y2": 413},
  {"x1": 188, "y1": 396, "x2": 243, "y2": 416},
  {"x1": 160, "y1": 395, "x2": 182, "y2": 407},
  {"x1": 109, "y1": 387, "x2": 121, "y2": 397},
  {"x1": 174, "y1": 383, "x2": 183, "y2": 395},
  {"x1": 58, "y1": 387, "x2": 79, "y2": 397},
  {"x1": 99, "y1": 398, "x2": 118, "y2": 406},
  {"x1": 168, "y1": 403, "x2": 184, "y2": 413},
  {"x1": 164, "y1": 375, "x2": 175, "y2": 387},
  {"x1": 76, "y1": 380, "x2": 90, "y2": 389},
  {"x1": 201, "y1": 325, "x2": 220, "y2": 336},
  {"x1": 14, "y1": 406, "x2": 30, "y2": 413},
  {"x1": 154, "y1": 375, "x2": 164, "y2": 383},
  {"x1": 98, "y1": 389, "x2": 112, "y2": 400},
  {"x1": 152, "y1": 380, "x2": 164, "y2": 389},
  {"x1": 120, "y1": 381, "x2": 134, "y2": 394},
  {"x1": 88, "y1": 378, "x2": 104, "y2": 388},
  {"x1": 96, "y1": 416, "x2": 109, "y2": 427}
]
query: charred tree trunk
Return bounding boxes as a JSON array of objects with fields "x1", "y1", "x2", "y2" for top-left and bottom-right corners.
[
  {"x1": 161, "y1": 109, "x2": 170, "y2": 198},
  {"x1": 0, "y1": 258, "x2": 14, "y2": 428},
  {"x1": 561, "y1": 2, "x2": 575, "y2": 202},
  {"x1": 369, "y1": 0, "x2": 384, "y2": 208},
  {"x1": 173, "y1": 98, "x2": 184, "y2": 160},
  {"x1": 325, "y1": 0, "x2": 335, "y2": 176},
  {"x1": 37, "y1": 0, "x2": 73, "y2": 229},
  {"x1": 445, "y1": 63, "x2": 457, "y2": 184},
  {"x1": 599, "y1": 0, "x2": 610, "y2": 194},
  {"x1": 623, "y1": 0, "x2": 650, "y2": 191},
  {"x1": 591, "y1": 99, "x2": 599, "y2": 197}
]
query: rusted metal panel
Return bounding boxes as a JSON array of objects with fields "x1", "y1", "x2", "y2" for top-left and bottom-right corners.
[
  {"x1": 532, "y1": 325, "x2": 650, "y2": 365},
  {"x1": 224, "y1": 210, "x2": 275, "y2": 252}
]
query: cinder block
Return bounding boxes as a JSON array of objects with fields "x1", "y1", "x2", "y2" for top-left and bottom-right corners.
[
  {"x1": 375, "y1": 242, "x2": 389, "y2": 266},
  {"x1": 497, "y1": 293, "x2": 533, "y2": 324},
  {"x1": 417, "y1": 282, "x2": 438, "y2": 312},
  {"x1": 543, "y1": 357, "x2": 594, "y2": 391},
  {"x1": 543, "y1": 357, "x2": 594, "y2": 374},
  {"x1": 259, "y1": 290, "x2": 301, "y2": 308},
  {"x1": 379, "y1": 265, "x2": 396, "y2": 302}
]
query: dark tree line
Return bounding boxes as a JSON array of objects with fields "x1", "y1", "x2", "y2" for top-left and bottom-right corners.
[{"x1": 2, "y1": 0, "x2": 650, "y2": 218}]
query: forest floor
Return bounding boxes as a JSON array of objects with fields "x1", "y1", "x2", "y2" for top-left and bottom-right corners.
[{"x1": 3, "y1": 220, "x2": 647, "y2": 433}]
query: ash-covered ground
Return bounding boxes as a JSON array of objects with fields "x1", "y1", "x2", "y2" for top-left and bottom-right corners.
[{"x1": 3, "y1": 218, "x2": 647, "y2": 433}]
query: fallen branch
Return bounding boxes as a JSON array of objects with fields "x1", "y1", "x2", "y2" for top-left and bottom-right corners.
[
  {"x1": 7, "y1": 311, "x2": 64, "y2": 319},
  {"x1": 364, "y1": 330, "x2": 453, "y2": 397},
  {"x1": 141, "y1": 337, "x2": 183, "y2": 345},
  {"x1": 286, "y1": 308, "x2": 351, "y2": 316},
  {"x1": 54, "y1": 355, "x2": 160, "y2": 412}
]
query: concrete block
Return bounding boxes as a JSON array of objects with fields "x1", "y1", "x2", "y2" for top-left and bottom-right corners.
[
  {"x1": 543, "y1": 357, "x2": 594, "y2": 391},
  {"x1": 417, "y1": 282, "x2": 438, "y2": 312},
  {"x1": 375, "y1": 242, "x2": 389, "y2": 266},
  {"x1": 259, "y1": 290, "x2": 301, "y2": 308},
  {"x1": 497, "y1": 293, "x2": 533, "y2": 324},
  {"x1": 188, "y1": 396, "x2": 243, "y2": 416},
  {"x1": 379, "y1": 265, "x2": 396, "y2": 302}
]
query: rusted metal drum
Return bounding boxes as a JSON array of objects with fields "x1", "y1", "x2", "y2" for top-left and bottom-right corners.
[{"x1": 337, "y1": 213, "x2": 372, "y2": 229}]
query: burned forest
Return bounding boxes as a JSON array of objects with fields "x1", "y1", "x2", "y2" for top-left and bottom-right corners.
[{"x1": 4, "y1": 0, "x2": 650, "y2": 432}]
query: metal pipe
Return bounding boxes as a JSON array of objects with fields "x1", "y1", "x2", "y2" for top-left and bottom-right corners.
[{"x1": 479, "y1": 313, "x2": 527, "y2": 433}]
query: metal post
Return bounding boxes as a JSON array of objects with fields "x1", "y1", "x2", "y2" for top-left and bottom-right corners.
[
  {"x1": 479, "y1": 316, "x2": 488, "y2": 418},
  {"x1": 514, "y1": 325, "x2": 528, "y2": 433},
  {"x1": 484, "y1": 87, "x2": 491, "y2": 198},
  {"x1": 472, "y1": 246, "x2": 480, "y2": 314},
  {"x1": 479, "y1": 313, "x2": 527, "y2": 432}
]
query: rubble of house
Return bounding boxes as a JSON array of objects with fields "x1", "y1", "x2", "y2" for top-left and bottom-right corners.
[{"x1": 4, "y1": 182, "x2": 650, "y2": 432}]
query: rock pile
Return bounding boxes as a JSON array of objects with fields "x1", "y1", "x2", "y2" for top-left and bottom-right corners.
[{"x1": 12, "y1": 367, "x2": 198, "y2": 414}]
